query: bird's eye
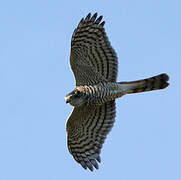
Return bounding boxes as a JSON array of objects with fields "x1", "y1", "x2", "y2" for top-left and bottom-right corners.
[
  {"x1": 74, "y1": 90, "x2": 81, "y2": 97},
  {"x1": 76, "y1": 91, "x2": 80, "y2": 95}
]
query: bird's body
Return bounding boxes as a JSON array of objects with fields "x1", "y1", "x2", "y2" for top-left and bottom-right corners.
[
  {"x1": 66, "y1": 82, "x2": 122, "y2": 106},
  {"x1": 66, "y1": 74, "x2": 169, "y2": 107},
  {"x1": 65, "y1": 13, "x2": 169, "y2": 171}
]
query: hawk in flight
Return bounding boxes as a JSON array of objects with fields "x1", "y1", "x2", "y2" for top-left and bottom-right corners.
[{"x1": 65, "y1": 13, "x2": 169, "y2": 171}]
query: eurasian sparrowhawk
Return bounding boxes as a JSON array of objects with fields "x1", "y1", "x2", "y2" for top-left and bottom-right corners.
[{"x1": 65, "y1": 13, "x2": 169, "y2": 171}]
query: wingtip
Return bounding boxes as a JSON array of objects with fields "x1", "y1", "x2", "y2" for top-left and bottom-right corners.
[
  {"x1": 100, "y1": 21, "x2": 105, "y2": 27},
  {"x1": 85, "y1": 13, "x2": 91, "y2": 21}
]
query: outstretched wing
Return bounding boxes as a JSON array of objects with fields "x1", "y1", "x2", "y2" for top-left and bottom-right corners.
[
  {"x1": 70, "y1": 13, "x2": 118, "y2": 86},
  {"x1": 66, "y1": 101, "x2": 116, "y2": 171}
]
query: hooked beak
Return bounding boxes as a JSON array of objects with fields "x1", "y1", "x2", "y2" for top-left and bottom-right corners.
[{"x1": 65, "y1": 96, "x2": 70, "y2": 104}]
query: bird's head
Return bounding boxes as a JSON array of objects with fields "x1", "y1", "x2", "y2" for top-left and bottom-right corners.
[{"x1": 65, "y1": 89, "x2": 86, "y2": 107}]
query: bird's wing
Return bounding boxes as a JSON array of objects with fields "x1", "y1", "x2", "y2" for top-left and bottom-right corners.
[
  {"x1": 70, "y1": 13, "x2": 118, "y2": 86},
  {"x1": 66, "y1": 101, "x2": 116, "y2": 171}
]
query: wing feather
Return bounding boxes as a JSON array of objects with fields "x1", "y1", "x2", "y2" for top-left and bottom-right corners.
[
  {"x1": 66, "y1": 101, "x2": 116, "y2": 171},
  {"x1": 70, "y1": 13, "x2": 118, "y2": 85}
]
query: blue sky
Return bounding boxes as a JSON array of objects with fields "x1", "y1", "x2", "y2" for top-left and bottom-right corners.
[{"x1": 0, "y1": 0, "x2": 180, "y2": 179}]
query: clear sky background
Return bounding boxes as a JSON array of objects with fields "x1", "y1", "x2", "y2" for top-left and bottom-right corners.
[{"x1": 0, "y1": 0, "x2": 180, "y2": 179}]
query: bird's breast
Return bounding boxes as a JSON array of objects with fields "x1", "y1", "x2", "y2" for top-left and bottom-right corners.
[{"x1": 77, "y1": 82, "x2": 122, "y2": 105}]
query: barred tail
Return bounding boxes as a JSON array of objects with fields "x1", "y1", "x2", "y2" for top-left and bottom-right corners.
[{"x1": 118, "y1": 73, "x2": 169, "y2": 94}]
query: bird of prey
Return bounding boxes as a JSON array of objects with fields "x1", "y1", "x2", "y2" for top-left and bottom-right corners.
[{"x1": 65, "y1": 12, "x2": 169, "y2": 171}]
